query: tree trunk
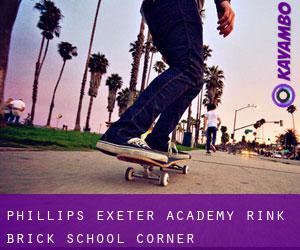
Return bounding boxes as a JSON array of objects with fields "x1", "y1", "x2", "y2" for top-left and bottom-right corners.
[
  {"x1": 107, "y1": 90, "x2": 117, "y2": 123},
  {"x1": 89, "y1": 72, "x2": 102, "y2": 98},
  {"x1": 30, "y1": 35, "x2": 46, "y2": 124},
  {"x1": 140, "y1": 31, "x2": 151, "y2": 92},
  {"x1": 119, "y1": 106, "x2": 126, "y2": 117},
  {"x1": 292, "y1": 114, "x2": 295, "y2": 131},
  {"x1": 194, "y1": 95, "x2": 200, "y2": 147},
  {"x1": 39, "y1": 39, "x2": 50, "y2": 75},
  {"x1": 85, "y1": 96, "x2": 94, "y2": 131},
  {"x1": 194, "y1": 89, "x2": 204, "y2": 147},
  {"x1": 128, "y1": 19, "x2": 145, "y2": 107},
  {"x1": 108, "y1": 111, "x2": 112, "y2": 123},
  {"x1": 187, "y1": 104, "x2": 192, "y2": 133},
  {"x1": 146, "y1": 51, "x2": 154, "y2": 88},
  {"x1": 199, "y1": 89, "x2": 205, "y2": 144},
  {"x1": 0, "y1": 0, "x2": 21, "y2": 127},
  {"x1": 74, "y1": 0, "x2": 102, "y2": 131},
  {"x1": 46, "y1": 60, "x2": 66, "y2": 126},
  {"x1": 292, "y1": 114, "x2": 296, "y2": 158}
]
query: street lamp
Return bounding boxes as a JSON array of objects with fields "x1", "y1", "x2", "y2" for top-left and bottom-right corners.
[{"x1": 232, "y1": 104, "x2": 257, "y2": 142}]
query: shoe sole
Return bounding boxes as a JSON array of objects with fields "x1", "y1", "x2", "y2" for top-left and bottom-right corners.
[
  {"x1": 167, "y1": 153, "x2": 191, "y2": 160},
  {"x1": 151, "y1": 149, "x2": 192, "y2": 160},
  {"x1": 96, "y1": 141, "x2": 168, "y2": 163},
  {"x1": 151, "y1": 149, "x2": 191, "y2": 160}
]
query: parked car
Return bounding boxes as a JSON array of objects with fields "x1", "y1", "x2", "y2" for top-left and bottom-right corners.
[
  {"x1": 263, "y1": 151, "x2": 272, "y2": 157},
  {"x1": 271, "y1": 152, "x2": 282, "y2": 158}
]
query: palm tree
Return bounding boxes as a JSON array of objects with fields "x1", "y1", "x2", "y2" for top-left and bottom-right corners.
[
  {"x1": 190, "y1": 117, "x2": 197, "y2": 133},
  {"x1": 128, "y1": 19, "x2": 145, "y2": 107},
  {"x1": 241, "y1": 135, "x2": 247, "y2": 144},
  {"x1": 140, "y1": 31, "x2": 151, "y2": 92},
  {"x1": 253, "y1": 132, "x2": 257, "y2": 142},
  {"x1": 46, "y1": 42, "x2": 77, "y2": 126},
  {"x1": 145, "y1": 43, "x2": 158, "y2": 88},
  {"x1": 194, "y1": 45, "x2": 212, "y2": 146},
  {"x1": 203, "y1": 65, "x2": 225, "y2": 107},
  {"x1": 287, "y1": 105, "x2": 297, "y2": 157},
  {"x1": 74, "y1": 0, "x2": 102, "y2": 131},
  {"x1": 276, "y1": 129, "x2": 298, "y2": 151},
  {"x1": 193, "y1": 11, "x2": 209, "y2": 143},
  {"x1": 0, "y1": 0, "x2": 21, "y2": 127},
  {"x1": 31, "y1": 0, "x2": 63, "y2": 124},
  {"x1": 195, "y1": 89, "x2": 204, "y2": 147},
  {"x1": 84, "y1": 53, "x2": 109, "y2": 132},
  {"x1": 153, "y1": 60, "x2": 167, "y2": 75},
  {"x1": 106, "y1": 74, "x2": 123, "y2": 123},
  {"x1": 187, "y1": 105, "x2": 193, "y2": 133},
  {"x1": 117, "y1": 88, "x2": 130, "y2": 117},
  {"x1": 220, "y1": 126, "x2": 230, "y2": 145},
  {"x1": 129, "y1": 40, "x2": 145, "y2": 59},
  {"x1": 287, "y1": 105, "x2": 297, "y2": 131},
  {"x1": 203, "y1": 45, "x2": 213, "y2": 64},
  {"x1": 176, "y1": 123, "x2": 185, "y2": 143}
]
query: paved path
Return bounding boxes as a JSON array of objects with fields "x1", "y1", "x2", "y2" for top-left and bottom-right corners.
[{"x1": 0, "y1": 150, "x2": 299, "y2": 194}]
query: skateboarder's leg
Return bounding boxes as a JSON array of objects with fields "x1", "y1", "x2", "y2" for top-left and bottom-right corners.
[
  {"x1": 145, "y1": 80, "x2": 203, "y2": 152},
  {"x1": 102, "y1": 68, "x2": 193, "y2": 144},
  {"x1": 206, "y1": 127, "x2": 212, "y2": 152},
  {"x1": 210, "y1": 127, "x2": 217, "y2": 152},
  {"x1": 102, "y1": 0, "x2": 203, "y2": 145},
  {"x1": 212, "y1": 127, "x2": 217, "y2": 146}
]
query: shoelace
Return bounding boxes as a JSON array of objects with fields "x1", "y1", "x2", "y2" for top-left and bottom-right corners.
[{"x1": 127, "y1": 138, "x2": 151, "y2": 149}]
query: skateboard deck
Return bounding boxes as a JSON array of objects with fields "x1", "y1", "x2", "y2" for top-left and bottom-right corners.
[
  {"x1": 117, "y1": 154, "x2": 190, "y2": 187},
  {"x1": 117, "y1": 155, "x2": 188, "y2": 168}
]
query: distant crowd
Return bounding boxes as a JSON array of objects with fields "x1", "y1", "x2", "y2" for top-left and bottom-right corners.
[{"x1": 4, "y1": 98, "x2": 26, "y2": 124}]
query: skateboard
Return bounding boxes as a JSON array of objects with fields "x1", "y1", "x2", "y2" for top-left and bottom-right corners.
[{"x1": 117, "y1": 155, "x2": 190, "y2": 187}]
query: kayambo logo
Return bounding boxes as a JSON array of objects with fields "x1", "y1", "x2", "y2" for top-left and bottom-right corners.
[
  {"x1": 273, "y1": 1, "x2": 296, "y2": 108},
  {"x1": 272, "y1": 84, "x2": 295, "y2": 108}
]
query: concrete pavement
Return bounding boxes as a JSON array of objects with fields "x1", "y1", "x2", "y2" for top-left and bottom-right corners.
[{"x1": 0, "y1": 150, "x2": 299, "y2": 194}]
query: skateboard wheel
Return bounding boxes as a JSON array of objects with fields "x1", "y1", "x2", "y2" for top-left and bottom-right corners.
[
  {"x1": 183, "y1": 165, "x2": 189, "y2": 175},
  {"x1": 125, "y1": 167, "x2": 135, "y2": 181},
  {"x1": 159, "y1": 172, "x2": 169, "y2": 187}
]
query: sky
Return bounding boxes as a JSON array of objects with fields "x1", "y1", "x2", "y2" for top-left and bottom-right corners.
[{"x1": 5, "y1": 0, "x2": 300, "y2": 144}]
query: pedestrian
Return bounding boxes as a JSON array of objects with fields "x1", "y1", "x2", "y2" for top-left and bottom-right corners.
[
  {"x1": 97, "y1": 0, "x2": 235, "y2": 162},
  {"x1": 4, "y1": 98, "x2": 13, "y2": 122},
  {"x1": 9, "y1": 98, "x2": 26, "y2": 124},
  {"x1": 204, "y1": 104, "x2": 221, "y2": 154}
]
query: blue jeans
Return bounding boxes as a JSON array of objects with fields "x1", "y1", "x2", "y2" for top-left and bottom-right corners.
[
  {"x1": 4, "y1": 112, "x2": 11, "y2": 122},
  {"x1": 8, "y1": 114, "x2": 20, "y2": 124},
  {"x1": 103, "y1": 0, "x2": 204, "y2": 151},
  {"x1": 206, "y1": 127, "x2": 217, "y2": 151}
]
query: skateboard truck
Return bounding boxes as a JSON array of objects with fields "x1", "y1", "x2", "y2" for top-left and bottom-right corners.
[
  {"x1": 120, "y1": 155, "x2": 190, "y2": 187},
  {"x1": 125, "y1": 166, "x2": 171, "y2": 187}
]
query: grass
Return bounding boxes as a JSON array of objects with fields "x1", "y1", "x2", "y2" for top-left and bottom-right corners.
[
  {"x1": 0, "y1": 124, "x2": 205, "y2": 151},
  {"x1": 177, "y1": 144, "x2": 204, "y2": 151},
  {"x1": 0, "y1": 125, "x2": 99, "y2": 151}
]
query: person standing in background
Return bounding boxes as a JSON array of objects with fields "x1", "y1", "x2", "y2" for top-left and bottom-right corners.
[
  {"x1": 204, "y1": 104, "x2": 221, "y2": 154},
  {"x1": 9, "y1": 98, "x2": 26, "y2": 124},
  {"x1": 4, "y1": 98, "x2": 13, "y2": 122}
]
